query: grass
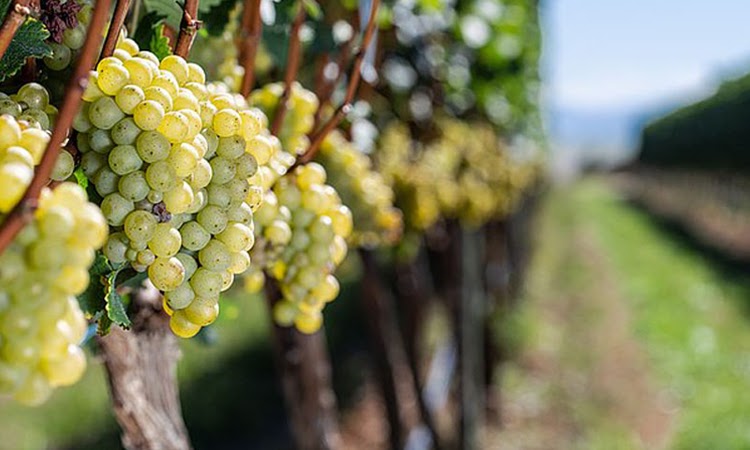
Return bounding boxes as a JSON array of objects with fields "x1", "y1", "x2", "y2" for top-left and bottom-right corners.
[{"x1": 519, "y1": 178, "x2": 750, "y2": 449}]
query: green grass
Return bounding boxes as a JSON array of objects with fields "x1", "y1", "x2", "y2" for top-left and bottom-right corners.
[{"x1": 562, "y1": 179, "x2": 750, "y2": 449}]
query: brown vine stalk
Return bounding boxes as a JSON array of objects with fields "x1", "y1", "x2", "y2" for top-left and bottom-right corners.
[
  {"x1": 0, "y1": 0, "x2": 112, "y2": 256},
  {"x1": 174, "y1": 0, "x2": 200, "y2": 58},
  {"x1": 269, "y1": 5, "x2": 306, "y2": 136},
  {"x1": 297, "y1": 0, "x2": 380, "y2": 165},
  {"x1": 0, "y1": 0, "x2": 32, "y2": 62},
  {"x1": 239, "y1": 0, "x2": 262, "y2": 97},
  {"x1": 100, "y1": 0, "x2": 132, "y2": 58}
]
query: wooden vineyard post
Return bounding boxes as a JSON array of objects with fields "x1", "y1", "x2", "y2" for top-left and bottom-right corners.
[
  {"x1": 390, "y1": 249, "x2": 444, "y2": 449},
  {"x1": 265, "y1": 281, "x2": 342, "y2": 450},
  {"x1": 98, "y1": 284, "x2": 192, "y2": 450},
  {"x1": 482, "y1": 220, "x2": 509, "y2": 420},
  {"x1": 459, "y1": 228, "x2": 487, "y2": 450}
]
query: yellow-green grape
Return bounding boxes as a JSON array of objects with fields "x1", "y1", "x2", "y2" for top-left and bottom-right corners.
[
  {"x1": 246, "y1": 164, "x2": 349, "y2": 334},
  {"x1": 317, "y1": 131, "x2": 403, "y2": 247},
  {"x1": 0, "y1": 182, "x2": 106, "y2": 405}
]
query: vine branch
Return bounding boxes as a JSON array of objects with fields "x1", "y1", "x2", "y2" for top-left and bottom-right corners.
[
  {"x1": 270, "y1": 4, "x2": 306, "y2": 136},
  {"x1": 100, "y1": 0, "x2": 132, "y2": 59},
  {"x1": 0, "y1": 0, "x2": 32, "y2": 62},
  {"x1": 0, "y1": 0, "x2": 112, "y2": 256},
  {"x1": 174, "y1": 0, "x2": 200, "y2": 58},
  {"x1": 239, "y1": 0, "x2": 262, "y2": 97},
  {"x1": 297, "y1": 0, "x2": 380, "y2": 165}
]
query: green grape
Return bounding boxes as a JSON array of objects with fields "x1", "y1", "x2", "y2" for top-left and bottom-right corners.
[
  {"x1": 115, "y1": 85, "x2": 145, "y2": 115},
  {"x1": 100, "y1": 193, "x2": 134, "y2": 226},
  {"x1": 148, "y1": 257, "x2": 185, "y2": 291},
  {"x1": 92, "y1": 167, "x2": 120, "y2": 196},
  {"x1": 180, "y1": 221, "x2": 211, "y2": 251},
  {"x1": 196, "y1": 205, "x2": 228, "y2": 234},
  {"x1": 123, "y1": 210, "x2": 158, "y2": 242},
  {"x1": 44, "y1": 43, "x2": 72, "y2": 71},
  {"x1": 89, "y1": 96, "x2": 125, "y2": 130},
  {"x1": 198, "y1": 239, "x2": 231, "y2": 272},
  {"x1": 148, "y1": 223, "x2": 182, "y2": 258},
  {"x1": 108, "y1": 144, "x2": 142, "y2": 175},
  {"x1": 51, "y1": 151, "x2": 75, "y2": 181},
  {"x1": 189, "y1": 268, "x2": 223, "y2": 298}
]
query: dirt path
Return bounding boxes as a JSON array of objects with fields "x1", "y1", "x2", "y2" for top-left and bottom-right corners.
[{"x1": 491, "y1": 193, "x2": 677, "y2": 449}]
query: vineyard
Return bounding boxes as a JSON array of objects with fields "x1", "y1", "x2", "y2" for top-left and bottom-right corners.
[{"x1": 0, "y1": 0, "x2": 543, "y2": 448}]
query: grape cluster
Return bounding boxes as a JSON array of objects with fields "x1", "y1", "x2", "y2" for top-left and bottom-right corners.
[
  {"x1": 317, "y1": 131, "x2": 402, "y2": 247},
  {"x1": 377, "y1": 118, "x2": 532, "y2": 229},
  {"x1": 0, "y1": 114, "x2": 107, "y2": 405},
  {"x1": 42, "y1": 0, "x2": 92, "y2": 73},
  {"x1": 246, "y1": 163, "x2": 350, "y2": 334},
  {"x1": 0, "y1": 83, "x2": 58, "y2": 131},
  {"x1": 250, "y1": 82, "x2": 318, "y2": 156},
  {"x1": 73, "y1": 38, "x2": 268, "y2": 337},
  {"x1": 0, "y1": 184, "x2": 105, "y2": 406}
]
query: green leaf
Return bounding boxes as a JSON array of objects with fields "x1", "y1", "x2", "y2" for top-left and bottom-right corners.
[
  {"x1": 73, "y1": 166, "x2": 88, "y2": 189},
  {"x1": 150, "y1": 24, "x2": 173, "y2": 60},
  {"x1": 301, "y1": 0, "x2": 321, "y2": 20},
  {"x1": 202, "y1": 0, "x2": 239, "y2": 36},
  {"x1": 133, "y1": 11, "x2": 167, "y2": 50},
  {"x1": 143, "y1": 0, "x2": 183, "y2": 30},
  {"x1": 0, "y1": 19, "x2": 51, "y2": 82},
  {"x1": 262, "y1": 24, "x2": 289, "y2": 69},
  {"x1": 77, "y1": 254, "x2": 111, "y2": 317},
  {"x1": 104, "y1": 267, "x2": 132, "y2": 329}
]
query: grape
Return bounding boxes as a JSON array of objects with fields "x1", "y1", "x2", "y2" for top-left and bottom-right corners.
[
  {"x1": 44, "y1": 43, "x2": 72, "y2": 71},
  {"x1": 136, "y1": 130, "x2": 170, "y2": 162},
  {"x1": 97, "y1": 64, "x2": 130, "y2": 96},
  {"x1": 133, "y1": 100, "x2": 165, "y2": 131},
  {"x1": 148, "y1": 257, "x2": 185, "y2": 291},
  {"x1": 51, "y1": 150, "x2": 75, "y2": 181},
  {"x1": 111, "y1": 117, "x2": 142, "y2": 145},
  {"x1": 0, "y1": 177, "x2": 106, "y2": 405},
  {"x1": 190, "y1": 268, "x2": 222, "y2": 298},
  {"x1": 198, "y1": 239, "x2": 231, "y2": 271},
  {"x1": 123, "y1": 58, "x2": 155, "y2": 88},
  {"x1": 148, "y1": 223, "x2": 182, "y2": 258},
  {"x1": 146, "y1": 161, "x2": 178, "y2": 191},
  {"x1": 180, "y1": 221, "x2": 211, "y2": 251},
  {"x1": 212, "y1": 109, "x2": 241, "y2": 137},
  {"x1": 16, "y1": 83, "x2": 49, "y2": 110},
  {"x1": 108, "y1": 144, "x2": 142, "y2": 175},
  {"x1": 100, "y1": 193, "x2": 134, "y2": 226},
  {"x1": 89, "y1": 97, "x2": 125, "y2": 130},
  {"x1": 183, "y1": 297, "x2": 218, "y2": 326},
  {"x1": 123, "y1": 210, "x2": 158, "y2": 242},
  {"x1": 115, "y1": 85, "x2": 145, "y2": 115},
  {"x1": 144, "y1": 86, "x2": 173, "y2": 112},
  {"x1": 92, "y1": 167, "x2": 120, "y2": 196},
  {"x1": 197, "y1": 205, "x2": 228, "y2": 234}
]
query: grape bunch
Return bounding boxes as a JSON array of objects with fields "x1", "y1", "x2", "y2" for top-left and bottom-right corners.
[
  {"x1": 250, "y1": 82, "x2": 318, "y2": 156},
  {"x1": 376, "y1": 123, "x2": 443, "y2": 231},
  {"x1": 41, "y1": 0, "x2": 92, "y2": 72},
  {"x1": 317, "y1": 131, "x2": 402, "y2": 248},
  {"x1": 73, "y1": 38, "x2": 269, "y2": 337},
  {"x1": 377, "y1": 118, "x2": 536, "y2": 230},
  {"x1": 0, "y1": 83, "x2": 58, "y2": 131},
  {"x1": 0, "y1": 114, "x2": 107, "y2": 405},
  {"x1": 246, "y1": 163, "x2": 351, "y2": 334}
]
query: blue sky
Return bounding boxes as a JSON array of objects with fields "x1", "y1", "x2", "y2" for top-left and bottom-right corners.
[{"x1": 543, "y1": 0, "x2": 750, "y2": 111}]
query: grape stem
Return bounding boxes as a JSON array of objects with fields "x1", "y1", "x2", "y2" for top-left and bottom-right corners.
[
  {"x1": 174, "y1": 0, "x2": 201, "y2": 58},
  {"x1": 296, "y1": 0, "x2": 380, "y2": 166},
  {"x1": 0, "y1": 0, "x2": 112, "y2": 256},
  {"x1": 100, "y1": 0, "x2": 132, "y2": 59},
  {"x1": 239, "y1": 0, "x2": 262, "y2": 97},
  {"x1": 0, "y1": 0, "x2": 33, "y2": 63},
  {"x1": 269, "y1": 4, "x2": 306, "y2": 136}
]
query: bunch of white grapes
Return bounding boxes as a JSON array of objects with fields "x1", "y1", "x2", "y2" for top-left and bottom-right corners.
[
  {"x1": 0, "y1": 83, "x2": 58, "y2": 131},
  {"x1": 0, "y1": 114, "x2": 107, "y2": 405},
  {"x1": 73, "y1": 38, "x2": 269, "y2": 337},
  {"x1": 250, "y1": 82, "x2": 318, "y2": 157},
  {"x1": 317, "y1": 131, "x2": 402, "y2": 248},
  {"x1": 246, "y1": 163, "x2": 351, "y2": 334},
  {"x1": 42, "y1": 0, "x2": 92, "y2": 72}
]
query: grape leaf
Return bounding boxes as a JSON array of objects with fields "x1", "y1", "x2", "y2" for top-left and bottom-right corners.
[
  {"x1": 202, "y1": 0, "x2": 239, "y2": 36},
  {"x1": 133, "y1": 11, "x2": 167, "y2": 50},
  {"x1": 143, "y1": 0, "x2": 182, "y2": 30},
  {"x1": 149, "y1": 23, "x2": 173, "y2": 60},
  {"x1": 76, "y1": 254, "x2": 111, "y2": 317},
  {"x1": 73, "y1": 166, "x2": 88, "y2": 189},
  {"x1": 0, "y1": 18, "x2": 52, "y2": 82},
  {"x1": 104, "y1": 268, "x2": 132, "y2": 330}
]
